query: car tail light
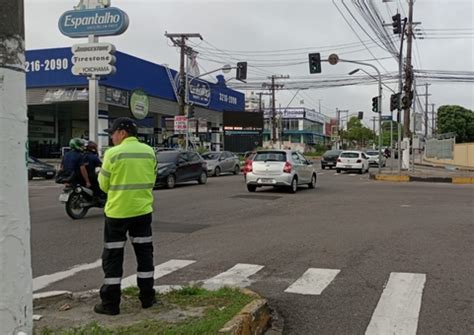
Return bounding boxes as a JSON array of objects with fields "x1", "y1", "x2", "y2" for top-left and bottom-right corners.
[
  {"x1": 245, "y1": 160, "x2": 253, "y2": 173},
  {"x1": 356, "y1": 159, "x2": 362, "y2": 163},
  {"x1": 283, "y1": 161, "x2": 292, "y2": 173},
  {"x1": 337, "y1": 158, "x2": 341, "y2": 162}
]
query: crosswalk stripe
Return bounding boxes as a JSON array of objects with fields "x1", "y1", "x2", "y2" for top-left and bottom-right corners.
[
  {"x1": 202, "y1": 263, "x2": 264, "y2": 290},
  {"x1": 121, "y1": 259, "x2": 196, "y2": 289},
  {"x1": 365, "y1": 272, "x2": 426, "y2": 335},
  {"x1": 284, "y1": 268, "x2": 340, "y2": 295},
  {"x1": 33, "y1": 259, "x2": 102, "y2": 292}
]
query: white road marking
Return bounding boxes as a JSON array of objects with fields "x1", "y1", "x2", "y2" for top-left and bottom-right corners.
[
  {"x1": 365, "y1": 272, "x2": 426, "y2": 335},
  {"x1": 284, "y1": 268, "x2": 340, "y2": 295},
  {"x1": 349, "y1": 174, "x2": 357, "y2": 176},
  {"x1": 400, "y1": 204, "x2": 412, "y2": 208},
  {"x1": 33, "y1": 259, "x2": 102, "y2": 292},
  {"x1": 202, "y1": 263, "x2": 264, "y2": 290},
  {"x1": 33, "y1": 290, "x2": 71, "y2": 300},
  {"x1": 121, "y1": 259, "x2": 196, "y2": 289}
]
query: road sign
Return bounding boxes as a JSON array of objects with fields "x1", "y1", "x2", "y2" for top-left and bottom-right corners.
[
  {"x1": 174, "y1": 116, "x2": 188, "y2": 134},
  {"x1": 71, "y1": 42, "x2": 116, "y2": 76},
  {"x1": 72, "y1": 64, "x2": 116, "y2": 76},
  {"x1": 381, "y1": 115, "x2": 392, "y2": 121},
  {"x1": 58, "y1": 7, "x2": 129, "y2": 38}
]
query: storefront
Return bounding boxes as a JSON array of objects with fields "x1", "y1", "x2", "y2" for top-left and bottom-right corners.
[{"x1": 26, "y1": 48, "x2": 244, "y2": 157}]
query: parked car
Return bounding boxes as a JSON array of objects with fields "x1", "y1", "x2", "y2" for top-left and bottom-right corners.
[
  {"x1": 201, "y1": 151, "x2": 240, "y2": 176},
  {"x1": 336, "y1": 151, "x2": 369, "y2": 174},
  {"x1": 155, "y1": 151, "x2": 207, "y2": 189},
  {"x1": 28, "y1": 156, "x2": 56, "y2": 180},
  {"x1": 365, "y1": 150, "x2": 386, "y2": 167},
  {"x1": 321, "y1": 150, "x2": 342, "y2": 169},
  {"x1": 245, "y1": 150, "x2": 317, "y2": 193}
]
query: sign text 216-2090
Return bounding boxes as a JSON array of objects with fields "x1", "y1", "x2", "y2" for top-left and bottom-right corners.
[{"x1": 25, "y1": 58, "x2": 69, "y2": 72}]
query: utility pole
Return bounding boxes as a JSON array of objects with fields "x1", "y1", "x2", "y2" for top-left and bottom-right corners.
[
  {"x1": 431, "y1": 103, "x2": 436, "y2": 135},
  {"x1": 0, "y1": 0, "x2": 33, "y2": 333},
  {"x1": 424, "y1": 83, "x2": 431, "y2": 138},
  {"x1": 403, "y1": 0, "x2": 415, "y2": 137},
  {"x1": 165, "y1": 33, "x2": 202, "y2": 149},
  {"x1": 257, "y1": 92, "x2": 271, "y2": 113},
  {"x1": 263, "y1": 75, "x2": 288, "y2": 145}
]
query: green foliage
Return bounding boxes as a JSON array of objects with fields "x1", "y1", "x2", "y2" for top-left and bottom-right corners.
[
  {"x1": 437, "y1": 105, "x2": 474, "y2": 143},
  {"x1": 343, "y1": 116, "x2": 375, "y2": 147}
]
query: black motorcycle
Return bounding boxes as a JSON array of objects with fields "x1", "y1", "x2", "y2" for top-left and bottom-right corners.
[{"x1": 59, "y1": 185, "x2": 105, "y2": 219}]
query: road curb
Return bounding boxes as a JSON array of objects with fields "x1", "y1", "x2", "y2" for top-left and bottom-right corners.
[
  {"x1": 218, "y1": 289, "x2": 272, "y2": 335},
  {"x1": 370, "y1": 173, "x2": 474, "y2": 184}
]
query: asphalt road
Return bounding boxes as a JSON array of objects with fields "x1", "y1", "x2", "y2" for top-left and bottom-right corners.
[{"x1": 29, "y1": 166, "x2": 474, "y2": 334}]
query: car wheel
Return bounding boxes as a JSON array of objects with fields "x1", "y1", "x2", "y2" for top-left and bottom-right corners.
[
  {"x1": 233, "y1": 165, "x2": 240, "y2": 175},
  {"x1": 289, "y1": 177, "x2": 298, "y2": 194},
  {"x1": 198, "y1": 171, "x2": 207, "y2": 184},
  {"x1": 336, "y1": 169, "x2": 341, "y2": 173},
  {"x1": 247, "y1": 184, "x2": 257, "y2": 192},
  {"x1": 214, "y1": 167, "x2": 221, "y2": 177},
  {"x1": 321, "y1": 165, "x2": 325, "y2": 170},
  {"x1": 28, "y1": 169, "x2": 33, "y2": 180},
  {"x1": 359, "y1": 168, "x2": 363, "y2": 174},
  {"x1": 308, "y1": 174, "x2": 317, "y2": 189},
  {"x1": 165, "y1": 174, "x2": 176, "y2": 189}
]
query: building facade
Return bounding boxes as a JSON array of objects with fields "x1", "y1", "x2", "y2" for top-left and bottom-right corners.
[
  {"x1": 262, "y1": 107, "x2": 328, "y2": 152},
  {"x1": 26, "y1": 48, "x2": 245, "y2": 157}
]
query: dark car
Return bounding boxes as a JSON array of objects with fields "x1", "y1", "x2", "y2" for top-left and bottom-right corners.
[
  {"x1": 28, "y1": 156, "x2": 56, "y2": 180},
  {"x1": 155, "y1": 151, "x2": 207, "y2": 189},
  {"x1": 321, "y1": 150, "x2": 342, "y2": 169}
]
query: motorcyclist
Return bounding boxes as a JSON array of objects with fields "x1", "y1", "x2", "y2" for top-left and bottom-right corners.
[
  {"x1": 59, "y1": 138, "x2": 85, "y2": 185},
  {"x1": 80, "y1": 141, "x2": 103, "y2": 197},
  {"x1": 384, "y1": 147, "x2": 391, "y2": 158}
]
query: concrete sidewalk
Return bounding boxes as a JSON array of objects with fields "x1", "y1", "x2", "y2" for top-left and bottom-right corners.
[{"x1": 370, "y1": 157, "x2": 474, "y2": 184}]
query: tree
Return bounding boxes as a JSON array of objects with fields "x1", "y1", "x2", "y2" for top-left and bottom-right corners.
[
  {"x1": 437, "y1": 105, "x2": 474, "y2": 143},
  {"x1": 345, "y1": 116, "x2": 374, "y2": 147},
  {"x1": 381, "y1": 121, "x2": 400, "y2": 146}
]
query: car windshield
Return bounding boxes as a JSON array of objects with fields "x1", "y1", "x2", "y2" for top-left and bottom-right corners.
[
  {"x1": 366, "y1": 151, "x2": 378, "y2": 156},
  {"x1": 340, "y1": 152, "x2": 360, "y2": 158},
  {"x1": 254, "y1": 152, "x2": 286, "y2": 162},
  {"x1": 201, "y1": 153, "x2": 220, "y2": 160},
  {"x1": 157, "y1": 152, "x2": 179, "y2": 163},
  {"x1": 324, "y1": 150, "x2": 341, "y2": 156}
]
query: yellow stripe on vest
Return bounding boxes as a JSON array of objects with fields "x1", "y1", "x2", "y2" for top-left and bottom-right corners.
[
  {"x1": 108, "y1": 183, "x2": 155, "y2": 191},
  {"x1": 110, "y1": 152, "x2": 156, "y2": 164}
]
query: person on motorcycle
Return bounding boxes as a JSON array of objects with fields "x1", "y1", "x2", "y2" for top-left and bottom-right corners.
[
  {"x1": 59, "y1": 138, "x2": 85, "y2": 185},
  {"x1": 80, "y1": 141, "x2": 102, "y2": 197}
]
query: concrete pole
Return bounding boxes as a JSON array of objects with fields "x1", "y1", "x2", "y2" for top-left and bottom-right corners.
[{"x1": 0, "y1": 0, "x2": 33, "y2": 333}]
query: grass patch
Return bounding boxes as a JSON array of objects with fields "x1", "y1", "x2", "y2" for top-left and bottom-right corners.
[{"x1": 37, "y1": 287, "x2": 254, "y2": 335}]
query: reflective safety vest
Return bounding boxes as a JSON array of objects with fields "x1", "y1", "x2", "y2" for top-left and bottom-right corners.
[{"x1": 99, "y1": 137, "x2": 156, "y2": 219}]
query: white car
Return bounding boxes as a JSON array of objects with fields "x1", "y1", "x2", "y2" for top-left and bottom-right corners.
[
  {"x1": 245, "y1": 150, "x2": 317, "y2": 193},
  {"x1": 336, "y1": 151, "x2": 369, "y2": 174},
  {"x1": 365, "y1": 150, "x2": 386, "y2": 167}
]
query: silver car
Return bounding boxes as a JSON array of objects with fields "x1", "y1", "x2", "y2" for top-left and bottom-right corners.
[
  {"x1": 245, "y1": 150, "x2": 317, "y2": 193},
  {"x1": 201, "y1": 151, "x2": 240, "y2": 176},
  {"x1": 365, "y1": 150, "x2": 386, "y2": 167}
]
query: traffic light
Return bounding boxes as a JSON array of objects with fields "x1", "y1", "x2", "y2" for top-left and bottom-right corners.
[
  {"x1": 236, "y1": 62, "x2": 247, "y2": 81},
  {"x1": 390, "y1": 93, "x2": 401, "y2": 111},
  {"x1": 308, "y1": 53, "x2": 321, "y2": 74},
  {"x1": 372, "y1": 96, "x2": 379, "y2": 113},
  {"x1": 392, "y1": 13, "x2": 402, "y2": 35},
  {"x1": 357, "y1": 111, "x2": 364, "y2": 120}
]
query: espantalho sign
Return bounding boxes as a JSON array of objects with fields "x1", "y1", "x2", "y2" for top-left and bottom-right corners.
[{"x1": 58, "y1": 7, "x2": 129, "y2": 38}]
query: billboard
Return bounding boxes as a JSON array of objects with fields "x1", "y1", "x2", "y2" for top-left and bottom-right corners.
[{"x1": 223, "y1": 112, "x2": 264, "y2": 153}]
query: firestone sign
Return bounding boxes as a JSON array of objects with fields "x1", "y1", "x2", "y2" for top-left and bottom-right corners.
[{"x1": 58, "y1": 7, "x2": 129, "y2": 38}]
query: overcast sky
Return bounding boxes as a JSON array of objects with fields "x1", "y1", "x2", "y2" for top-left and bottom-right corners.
[{"x1": 25, "y1": 0, "x2": 473, "y2": 127}]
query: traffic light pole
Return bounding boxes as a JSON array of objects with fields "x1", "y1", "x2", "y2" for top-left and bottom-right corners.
[{"x1": 340, "y1": 59, "x2": 383, "y2": 174}]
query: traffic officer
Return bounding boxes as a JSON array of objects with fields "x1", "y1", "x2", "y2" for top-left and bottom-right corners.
[{"x1": 95, "y1": 117, "x2": 157, "y2": 316}]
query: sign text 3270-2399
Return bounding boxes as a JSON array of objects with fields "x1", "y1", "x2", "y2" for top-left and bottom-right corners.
[{"x1": 219, "y1": 93, "x2": 237, "y2": 105}]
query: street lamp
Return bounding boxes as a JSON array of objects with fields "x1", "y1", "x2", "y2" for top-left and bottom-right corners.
[{"x1": 330, "y1": 55, "x2": 382, "y2": 174}]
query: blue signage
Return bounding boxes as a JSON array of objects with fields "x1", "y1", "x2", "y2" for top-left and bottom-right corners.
[
  {"x1": 58, "y1": 7, "x2": 129, "y2": 38},
  {"x1": 381, "y1": 115, "x2": 393, "y2": 121},
  {"x1": 26, "y1": 48, "x2": 245, "y2": 113}
]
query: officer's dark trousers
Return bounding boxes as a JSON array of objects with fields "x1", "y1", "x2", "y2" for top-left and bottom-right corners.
[{"x1": 100, "y1": 213, "x2": 155, "y2": 310}]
